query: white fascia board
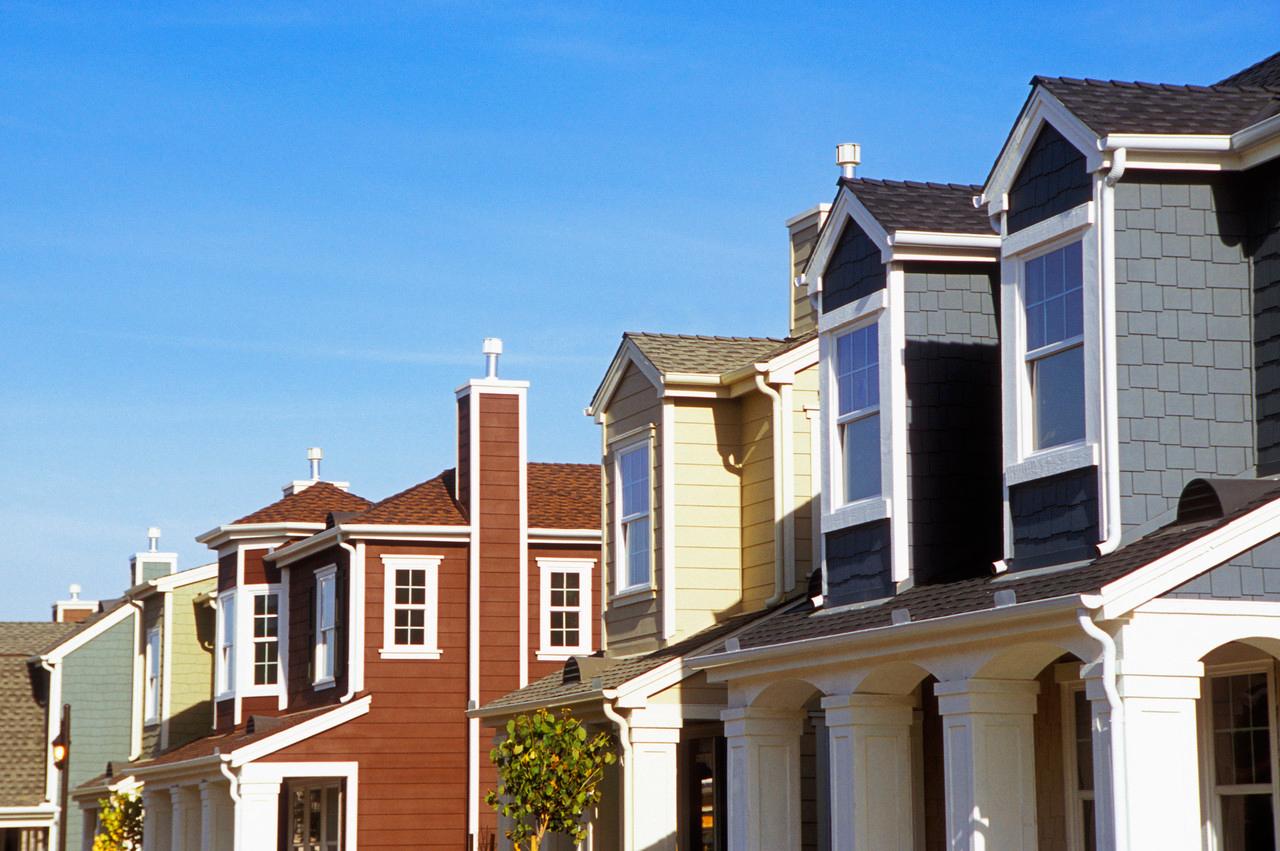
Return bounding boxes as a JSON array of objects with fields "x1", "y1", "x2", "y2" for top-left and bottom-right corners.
[
  {"x1": 588, "y1": 338, "x2": 665, "y2": 418},
  {"x1": 660, "y1": 372, "x2": 724, "y2": 386},
  {"x1": 1097, "y1": 498, "x2": 1280, "y2": 619},
  {"x1": 269, "y1": 525, "x2": 472, "y2": 567},
  {"x1": 469, "y1": 690, "x2": 608, "y2": 721},
  {"x1": 984, "y1": 87, "x2": 1103, "y2": 206},
  {"x1": 1102, "y1": 133, "x2": 1232, "y2": 152},
  {"x1": 149, "y1": 562, "x2": 218, "y2": 592},
  {"x1": 36, "y1": 602, "x2": 137, "y2": 664},
  {"x1": 229, "y1": 695, "x2": 372, "y2": 767},
  {"x1": 196, "y1": 522, "x2": 324, "y2": 548},
  {"x1": 720, "y1": 338, "x2": 820, "y2": 387},
  {"x1": 889, "y1": 231, "x2": 1001, "y2": 250}
]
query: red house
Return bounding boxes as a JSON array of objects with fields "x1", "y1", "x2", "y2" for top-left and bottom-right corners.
[{"x1": 131, "y1": 341, "x2": 602, "y2": 851}]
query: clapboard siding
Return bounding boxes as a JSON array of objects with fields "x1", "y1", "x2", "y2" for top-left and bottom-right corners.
[
  {"x1": 527, "y1": 543, "x2": 603, "y2": 677},
  {"x1": 740, "y1": 391, "x2": 775, "y2": 610},
  {"x1": 792, "y1": 364, "x2": 820, "y2": 583},
  {"x1": 167, "y1": 577, "x2": 216, "y2": 750}
]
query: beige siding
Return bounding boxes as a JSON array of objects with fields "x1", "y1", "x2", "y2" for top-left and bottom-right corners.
[
  {"x1": 649, "y1": 670, "x2": 728, "y2": 707},
  {"x1": 603, "y1": 364, "x2": 663, "y2": 654},
  {"x1": 740, "y1": 390, "x2": 776, "y2": 611},
  {"x1": 167, "y1": 578, "x2": 216, "y2": 749},
  {"x1": 790, "y1": 218, "x2": 822, "y2": 337},
  {"x1": 674, "y1": 399, "x2": 743, "y2": 638},
  {"x1": 791, "y1": 363, "x2": 820, "y2": 586}
]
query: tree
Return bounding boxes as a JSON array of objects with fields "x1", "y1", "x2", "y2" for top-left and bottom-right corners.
[
  {"x1": 92, "y1": 790, "x2": 144, "y2": 851},
  {"x1": 486, "y1": 707, "x2": 616, "y2": 851}
]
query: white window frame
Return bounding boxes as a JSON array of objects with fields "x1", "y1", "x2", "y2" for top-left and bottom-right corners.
[
  {"x1": 314, "y1": 566, "x2": 338, "y2": 688},
  {"x1": 215, "y1": 590, "x2": 236, "y2": 699},
  {"x1": 537, "y1": 558, "x2": 594, "y2": 661},
  {"x1": 379, "y1": 554, "x2": 442, "y2": 660},
  {"x1": 1058, "y1": 673, "x2": 1096, "y2": 851},
  {"x1": 831, "y1": 313, "x2": 885, "y2": 510},
  {"x1": 1197, "y1": 660, "x2": 1280, "y2": 851},
  {"x1": 243, "y1": 586, "x2": 283, "y2": 695},
  {"x1": 613, "y1": 436, "x2": 654, "y2": 597},
  {"x1": 144, "y1": 625, "x2": 161, "y2": 725}
]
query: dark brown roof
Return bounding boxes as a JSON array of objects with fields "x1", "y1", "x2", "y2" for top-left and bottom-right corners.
[
  {"x1": 528, "y1": 463, "x2": 601, "y2": 530},
  {"x1": 350, "y1": 470, "x2": 467, "y2": 526},
  {"x1": 0, "y1": 622, "x2": 78, "y2": 807},
  {"x1": 839, "y1": 177, "x2": 995, "y2": 235},
  {"x1": 1220, "y1": 50, "x2": 1280, "y2": 89},
  {"x1": 231, "y1": 482, "x2": 373, "y2": 526},
  {"x1": 626, "y1": 332, "x2": 790, "y2": 376},
  {"x1": 712, "y1": 485, "x2": 1280, "y2": 654},
  {"x1": 133, "y1": 704, "x2": 342, "y2": 769},
  {"x1": 1035, "y1": 76, "x2": 1280, "y2": 136}
]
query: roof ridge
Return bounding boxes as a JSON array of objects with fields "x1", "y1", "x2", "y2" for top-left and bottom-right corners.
[
  {"x1": 625, "y1": 331, "x2": 786, "y2": 343},
  {"x1": 1035, "y1": 73, "x2": 1280, "y2": 96},
  {"x1": 843, "y1": 176, "x2": 983, "y2": 192},
  {"x1": 1218, "y1": 49, "x2": 1280, "y2": 86},
  {"x1": 528, "y1": 461, "x2": 600, "y2": 468}
]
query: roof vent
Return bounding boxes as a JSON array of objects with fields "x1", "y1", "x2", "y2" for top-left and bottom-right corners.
[
  {"x1": 1176, "y1": 477, "x2": 1280, "y2": 524},
  {"x1": 994, "y1": 589, "x2": 1017, "y2": 608},
  {"x1": 68, "y1": 584, "x2": 81, "y2": 601},
  {"x1": 483, "y1": 337, "x2": 503, "y2": 379},
  {"x1": 307, "y1": 447, "x2": 323, "y2": 481},
  {"x1": 147, "y1": 527, "x2": 161, "y2": 553},
  {"x1": 561, "y1": 654, "x2": 607, "y2": 685},
  {"x1": 836, "y1": 142, "x2": 861, "y2": 179},
  {"x1": 890, "y1": 608, "x2": 911, "y2": 625}
]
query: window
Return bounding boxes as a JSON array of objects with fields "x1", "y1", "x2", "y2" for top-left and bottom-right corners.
[
  {"x1": 1024, "y1": 241, "x2": 1084, "y2": 450},
  {"x1": 314, "y1": 568, "x2": 337, "y2": 684},
  {"x1": 1062, "y1": 686, "x2": 1096, "y2": 851},
  {"x1": 835, "y1": 323, "x2": 881, "y2": 503},
  {"x1": 252, "y1": 592, "x2": 280, "y2": 686},
  {"x1": 538, "y1": 558, "x2": 593, "y2": 659},
  {"x1": 144, "y1": 626, "x2": 161, "y2": 723},
  {"x1": 216, "y1": 592, "x2": 236, "y2": 696},
  {"x1": 287, "y1": 781, "x2": 342, "y2": 851},
  {"x1": 1206, "y1": 671, "x2": 1277, "y2": 851},
  {"x1": 380, "y1": 555, "x2": 441, "y2": 659},
  {"x1": 617, "y1": 442, "x2": 651, "y2": 591},
  {"x1": 685, "y1": 736, "x2": 727, "y2": 851}
]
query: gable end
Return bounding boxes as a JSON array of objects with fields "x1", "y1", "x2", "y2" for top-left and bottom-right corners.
[{"x1": 1008, "y1": 122, "x2": 1093, "y2": 234}]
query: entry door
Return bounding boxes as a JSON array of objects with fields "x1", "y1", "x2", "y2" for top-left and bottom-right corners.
[{"x1": 286, "y1": 781, "x2": 343, "y2": 851}]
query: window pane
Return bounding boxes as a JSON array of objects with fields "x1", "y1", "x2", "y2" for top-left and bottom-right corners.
[
  {"x1": 620, "y1": 446, "x2": 649, "y2": 517},
  {"x1": 1213, "y1": 673, "x2": 1273, "y2": 786},
  {"x1": 626, "y1": 517, "x2": 651, "y2": 587},
  {"x1": 837, "y1": 324, "x2": 878, "y2": 416},
  {"x1": 1220, "y1": 793, "x2": 1275, "y2": 851},
  {"x1": 1073, "y1": 690, "x2": 1094, "y2": 792},
  {"x1": 842, "y1": 414, "x2": 881, "y2": 502},
  {"x1": 1032, "y1": 345, "x2": 1085, "y2": 449},
  {"x1": 1025, "y1": 242, "x2": 1084, "y2": 353}
]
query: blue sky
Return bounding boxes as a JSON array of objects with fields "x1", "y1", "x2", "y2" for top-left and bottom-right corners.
[{"x1": 2, "y1": 1, "x2": 1277, "y2": 618}]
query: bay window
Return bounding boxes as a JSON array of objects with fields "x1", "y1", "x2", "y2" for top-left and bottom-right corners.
[
  {"x1": 1024, "y1": 241, "x2": 1085, "y2": 450},
  {"x1": 617, "y1": 441, "x2": 651, "y2": 592},
  {"x1": 835, "y1": 322, "x2": 881, "y2": 503}
]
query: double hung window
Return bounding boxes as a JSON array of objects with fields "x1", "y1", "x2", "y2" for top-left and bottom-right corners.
[
  {"x1": 1024, "y1": 241, "x2": 1085, "y2": 450},
  {"x1": 144, "y1": 626, "x2": 161, "y2": 723},
  {"x1": 539, "y1": 559, "x2": 593, "y2": 658},
  {"x1": 617, "y1": 443, "x2": 651, "y2": 591},
  {"x1": 835, "y1": 323, "x2": 881, "y2": 503},
  {"x1": 252, "y1": 592, "x2": 280, "y2": 686},
  {"x1": 1206, "y1": 671, "x2": 1277, "y2": 851},
  {"x1": 1063, "y1": 686, "x2": 1096, "y2": 851},
  {"x1": 314, "y1": 570, "x2": 337, "y2": 684},
  {"x1": 216, "y1": 592, "x2": 236, "y2": 696}
]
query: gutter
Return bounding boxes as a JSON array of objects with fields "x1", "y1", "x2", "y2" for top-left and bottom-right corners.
[{"x1": 217, "y1": 752, "x2": 241, "y2": 847}]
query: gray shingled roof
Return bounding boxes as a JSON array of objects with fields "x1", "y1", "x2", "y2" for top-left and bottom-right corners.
[
  {"x1": 701, "y1": 486, "x2": 1280, "y2": 655},
  {"x1": 1220, "y1": 50, "x2": 1280, "y2": 89},
  {"x1": 626, "y1": 332, "x2": 794, "y2": 377},
  {"x1": 1035, "y1": 76, "x2": 1280, "y2": 136},
  {"x1": 0, "y1": 622, "x2": 79, "y2": 807},
  {"x1": 839, "y1": 178, "x2": 995, "y2": 235}
]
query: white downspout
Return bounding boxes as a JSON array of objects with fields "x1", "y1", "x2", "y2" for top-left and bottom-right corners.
[
  {"x1": 127, "y1": 599, "x2": 144, "y2": 760},
  {"x1": 337, "y1": 539, "x2": 363, "y2": 703},
  {"x1": 601, "y1": 698, "x2": 632, "y2": 851},
  {"x1": 1077, "y1": 609, "x2": 1127, "y2": 851},
  {"x1": 1097, "y1": 148, "x2": 1127, "y2": 555},
  {"x1": 217, "y1": 752, "x2": 241, "y2": 849},
  {"x1": 755, "y1": 374, "x2": 789, "y2": 606}
]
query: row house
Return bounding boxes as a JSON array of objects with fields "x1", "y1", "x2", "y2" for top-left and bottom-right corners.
[
  {"x1": 689, "y1": 49, "x2": 1280, "y2": 851},
  {"x1": 127, "y1": 342, "x2": 603, "y2": 851}
]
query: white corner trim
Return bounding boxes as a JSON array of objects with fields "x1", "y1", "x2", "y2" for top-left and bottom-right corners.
[
  {"x1": 229, "y1": 697, "x2": 371, "y2": 767},
  {"x1": 661, "y1": 399, "x2": 676, "y2": 640},
  {"x1": 519, "y1": 390, "x2": 530, "y2": 687},
  {"x1": 1004, "y1": 442, "x2": 1099, "y2": 487}
]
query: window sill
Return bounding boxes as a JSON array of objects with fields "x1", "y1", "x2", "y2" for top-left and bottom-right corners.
[
  {"x1": 536, "y1": 650, "x2": 589, "y2": 662},
  {"x1": 312, "y1": 678, "x2": 336, "y2": 691},
  {"x1": 378, "y1": 648, "x2": 442, "y2": 660},
  {"x1": 821, "y1": 497, "x2": 891, "y2": 534},
  {"x1": 215, "y1": 691, "x2": 235, "y2": 702},
  {"x1": 1006, "y1": 441, "x2": 1097, "y2": 487},
  {"x1": 144, "y1": 718, "x2": 160, "y2": 728},
  {"x1": 610, "y1": 585, "x2": 656, "y2": 607},
  {"x1": 818, "y1": 288, "x2": 887, "y2": 333}
]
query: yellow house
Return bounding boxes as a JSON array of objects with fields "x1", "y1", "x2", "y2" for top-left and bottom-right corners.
[{"x1": 475, "y1": 205, "x2": 828, "y2": 851}]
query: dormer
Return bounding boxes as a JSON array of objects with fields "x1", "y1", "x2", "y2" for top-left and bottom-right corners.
[{"x1": 806, "y1": 161, "x2": 1002, "y2": 606}]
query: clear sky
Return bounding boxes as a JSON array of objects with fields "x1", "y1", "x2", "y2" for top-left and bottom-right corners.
[{"x1": 2, "y1": 1, "x2": 1278, "y2": 619}]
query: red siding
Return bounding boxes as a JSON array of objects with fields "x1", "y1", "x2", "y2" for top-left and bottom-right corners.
[
  {"x1": 283, "y1": 547, "x2": 350, "y2": 713},
  {"x1": 217, "y1": 552, "x2": 236, "y2": 592},
  {"x1": 526, "y1": 543, "x2": 603, "y2": 684},
  {"x1": 242, "y1": 546, "x2": 281, "y2": 586},
  {"x1": 457, "y1": 397, "x2": 470, "y2": 508}
]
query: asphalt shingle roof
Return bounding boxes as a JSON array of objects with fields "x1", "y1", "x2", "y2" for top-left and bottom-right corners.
[
  {"x1": 131, "y1": 704, "x2": 340, "y2": 770},
  {"x1": 527, "y1": 463, "x2": 601, "y2": 529},
  {"x1": 838, "y1": 177, "x2": 996, "y2": 235},
  {"x1": 1220, "y1": 50, "x2": 1280, "y2": 89},
  {"x1": 625, "y1": 332, "x2": 795, "y2": 376},
  {"x1": 0, "y1": 622, "x2": 79, "y2": 807},
  {"x1": 1035, "y1": 76, "x2": 1280, "y2": 136},
  {"x1": 350, "y1": 470, "x2": 467, "y2": 526},
  {"x1": 231, "y1": 482, "x2": 373, "y2": 526}
]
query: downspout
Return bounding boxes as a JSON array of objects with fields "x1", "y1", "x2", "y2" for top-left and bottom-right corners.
[
  {"x1": 1097, "y1": 148, "x2": 1127, "y2": 555},
  {"x1": 217, "y1": 751, "x2": 241, "y2": 850},
  {"x1": 601, "y1": 697, "x2": 632, "y2": 851},
  {"x1": 755, "y1": 374, "x2": 788, "y2": 606},
  {"x1": 127, "y1": 599, "x2": 145, "y2": 760},
  {"x1": 1076, "y1": 609, "x2": 1127, "y2": 851},
  {"x1": 39, "y1": 657, "x2": 60, "y2": 845},
  {"x1": 337, "y1": 539, "x2": 362, "y2": 703}
]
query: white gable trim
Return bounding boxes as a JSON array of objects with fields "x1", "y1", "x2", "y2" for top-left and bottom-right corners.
[
  {"x1": 229, "y1": 695, "x2": 371, "y2": 767},
  {"x1": 805, "y1": 188, "x2": 891, "y2": 297},
  {"x1": 37, "y1": 602, "x2": 136, "y2": 664},
  {"x1": 588, "y1": 338, "x2": 665, "y2": 420}
]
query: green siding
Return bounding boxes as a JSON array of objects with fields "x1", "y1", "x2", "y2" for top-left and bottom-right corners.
[
  {"x1": 167, "y1": 580, "x2": 215, "y2": 749},
  {"x1": 61, "y1": 615, "x2": 136, "y2": 848},
  {"x1": 139, "y1": 561, "x2": 170, "y2": 582}
]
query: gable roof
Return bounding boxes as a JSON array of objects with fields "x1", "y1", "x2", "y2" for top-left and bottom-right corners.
[
  {"x1": 625, "y1": 332, "x2": 789, "y2": 376},
  {"x1": 0, "y1": 622, "x2": 78, "y2": 808},
  {"x1": 1034, "y1": 76, "x2": 1280, "y2": 136},
  {"x1": 1220, "y1": 50, "x2": 1280, "y2": 89},
  {"x1": 527, "y1": 463, "x2": 601, "y2": 529},
  {"x1": 838, "y1": 177, "x2": 995, "y2": 235},
  {"x1": 231, "y1": 481, "x2": 373, "y2": 525}
]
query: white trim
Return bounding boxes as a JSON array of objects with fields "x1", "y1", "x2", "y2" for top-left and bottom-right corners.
[
  {"x1": 149, "y1": 561, "x2": 218, "y2": 592},
  {"x1": 537, "y1": 557, "x2": 595, "y2": 657},
  {"x1": 242, "y1": 584, "x2": 284, "y2": 697},
  {"x1": 379, "y1": 554, "x2": 442, "y2": 659},
  {"x1": 1002, "y1": 203, "x2": 1093, "y2": 256},
  {"x1": 269, "y1": 525, "x2": 470, "y2": 567},
  {"x1": 613, "y1": 435, "x2": 655, "y2": 598},
  {"x1": 821, "y1": 497, "x2": 891, "y2": 533},
  {"x1": 238, "y1": 761, "x2": 359, "y2": 851},
  {"x1": 144, "y1": 624, "x2": 161, "y2": 725},
  {"x1": 215, "y1": 589, "x2": 237, "y2": 701},
  {"x1": 1004, "y1": 441, "x2": 1098, "y2": 487},
  {"x1": 196, "y1": 521, "x2": 325, "y2": 548},
  {"x1": 313, "y1": 565, "x2": 338, "y2": 687},
  {"x1": 661, "y1": 399, "x2": 676, "y2": 640},
  {"x1": 464, "y1": 386, "x2": 481, "y2": 844},
  {"x1": 519, "y1": 388, "x2": 530, "y2": 686},
  {"x1": 528, "y1": 527, "x2": 601, "y2": 540},
  {"x1": 817, "y1": 286, "x2": 886, "y2": 334},
  {"x1": 279, "y1": 567, "x2": 291, "y2": 710},
  {"x1": 36, "y1": 601, "x2": 136, "y2": 663}
]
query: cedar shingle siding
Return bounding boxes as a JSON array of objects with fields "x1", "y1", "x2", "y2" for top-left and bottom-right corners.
[
  {"x1": 1007, "y1": 123, "x2": 1092, "y2": 234},
  {"x1": 821, "y1": 219, "x2": 885, "y2": 313},
  {"x1": 1009, "y1": 467, "x2": 1101, "y2": 567},
  {"x1": 1251, "y1": 159, "x2": 1280, "y2": 474},
  {"x1": 825, "y1": 519, "x2": 893, "y2": 606}
]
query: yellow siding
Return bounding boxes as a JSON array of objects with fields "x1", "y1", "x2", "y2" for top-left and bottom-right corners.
[
  {"x1": 168, "y1": 578, "x2": 216, "y2": 749},
  {"x1": 673, "y1": 399, "x2": 742, "y2": 640},
  {"x1": 740, "y1": 390, "x2": 776, "y2": 610},
  {"x1": 790, "y1": 363, "x2": 820, "y2": 587},
  {"x1": 602, "y1": 363, "x2": 663, "y2": 654}
]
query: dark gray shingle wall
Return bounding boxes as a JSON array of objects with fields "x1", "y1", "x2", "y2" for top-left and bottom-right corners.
[
  {"x1": 1009, "y1": 466, "x2": 1100, "y2": 566},
  {"x1": 825, "y1": 520, "x2": 893, "y2": 606},
  {"x1": 821, "y1": 218, "x2": 885, "y2": 314},
  {"x1": 1008, "y1": 123, "x2": 1092, "y2": 234},
  {"x1": 1250, "y1": 159, "x2": 1280, "y2": 474},
  {"x1": 1166, "y1": 533, "x2": 1280, "y2": 601}
]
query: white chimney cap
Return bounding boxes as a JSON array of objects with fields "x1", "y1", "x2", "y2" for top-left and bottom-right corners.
[
  {"x1": 307, "y1": 447, "x2": 323, "y2": 462},
  {"x1": 69, "y1": 584, "x2": 82, "y2": 600},
  {"x1": 147, "y1": 526, "x2": 161, "y2": 541},
  {"x1": 482, "y1": 338, "x2": 503, "y2": 356},
  {"x1": 836, "y1": 142, "x2": 862, "y2": 169}
]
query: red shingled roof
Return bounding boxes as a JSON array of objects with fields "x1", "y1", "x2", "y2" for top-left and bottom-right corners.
[
  {"x1": 351, "y1": 470, "x2": 468, "y2": 526},
  {"x1": 528, "y1": 463, "x2": 600, "y2": 529},
  {"x1": 231, "y1": 482, "x2": 373, "y2": 525}
]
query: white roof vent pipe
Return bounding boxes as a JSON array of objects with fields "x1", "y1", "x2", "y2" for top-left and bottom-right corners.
[
  {"x1": 69, "y1": 583, "x2": 82, "y2": 601},
  {"x1": 307, "y1": 446, "x2": 323, "y2": 481},
  {"x1": 147, "y1": 527, "x2": 161, "y2": 553},
  {"x1": 483, "y1": 337, "x2": 503, "y2": 379},
  {"x1": 836, "y1": 142, "x2": 861, "y2": 179}
]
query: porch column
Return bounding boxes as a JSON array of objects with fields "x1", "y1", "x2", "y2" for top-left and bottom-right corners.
[
  {"x1": 723, "y1": 707, "x2": 803, "y2": 851},
  {"x1": 627, "y1": 707, "x2": 682, "y2": 851},
  {"x1": 170, "y1": 785, "x2": 200, "y2": 851},
  {"x1": 237, "y1": 778, "x2": 282, "y2": 851},
  {"x1": 934, "y1": 678, "x2": 1039, "y2": 851},
  {"x1": 822, "y1": 693, "x2": 916, "y2": 849},
  {"x1": 1110, "y1": 666, "x2": 1203, "y2": 850},
  {"x1": 200, "y1": 780, "x2": 233, "y2": 851},
  {"x1": 141, "y1": 786, "x2": 171, "y2": 851}
]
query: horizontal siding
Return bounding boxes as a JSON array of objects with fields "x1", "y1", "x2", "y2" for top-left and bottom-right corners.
[
  {"x1": 169, "y1": 579, "x2": 216, "y2": 749},
  {"x1": 740, "y1": 390, "x2": 775, "y2": 610},
  {"x1": 792, "y1": 365, "x2": 819, "y2": 584}
]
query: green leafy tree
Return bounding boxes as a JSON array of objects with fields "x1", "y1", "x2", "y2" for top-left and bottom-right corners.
[
  {"x1": 92, "y1": 790, "x2": 143, "y2": 851},
  {"x1": 486, "y1": 707, "x2": 617, "y2": 851}
]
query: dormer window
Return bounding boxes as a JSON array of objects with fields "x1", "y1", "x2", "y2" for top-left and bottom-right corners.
[
  {"x1": 616, "y1": 441, "x2": 652, "y2": 592},
  {"x1": 1025, "y1": 241, "x2": 1085, "y2": 449},
  {"x1": 836, "y1": 323, "x2": 881, "y2": 502}
]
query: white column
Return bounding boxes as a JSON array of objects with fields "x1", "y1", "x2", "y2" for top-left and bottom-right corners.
[
  {"x1": 934, "y1": 678, "x2": 1039, "y2": 851},
  {"x1": 141, "y1": 786, "x2": 171, "y2": 851},
  {"x1": 169, "y1": 785, "x2": 199, "y2": 851},
  {"x1": 823, "y1": 693, "x2": 916, "y2": 850},
  {"x1": 237, "y1": 778, "x2": 282, "y2": 851},
  {"x1": 199, "y1": 781, "x2": 229, "y2": 851},
  {"x1": 628, "y1": 707, "x2": 682, "y2": 851},
  {"x1": 723, "y1": 707, "x2": 803, "y2": 851},
  {"x1": 1112, "y1": 668, "x2": 1203, "y2": 850}
]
